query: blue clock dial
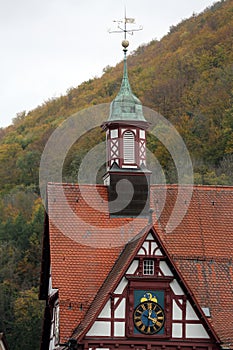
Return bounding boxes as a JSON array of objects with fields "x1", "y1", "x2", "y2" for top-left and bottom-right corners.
[{"x1": 133, "y1": 301, "x2": 165, "y2": 334}]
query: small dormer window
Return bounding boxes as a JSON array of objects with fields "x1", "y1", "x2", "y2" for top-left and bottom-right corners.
[
  {"x1": 123, "y1": 130, "x2": 135, "y2": 164},
  {"x1": 143, "y1": 259, "x2": 154, "y2": 275}
]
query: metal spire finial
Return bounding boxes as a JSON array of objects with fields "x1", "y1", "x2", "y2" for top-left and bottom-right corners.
[
  {"x1": 107, "y1": 11, "x2": 147, "y2": 124},
  {"x1": 108, "y1": 9, "x2": 143, "y2": 52}
]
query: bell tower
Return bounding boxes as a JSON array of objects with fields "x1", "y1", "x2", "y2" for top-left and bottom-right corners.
[{"x1": 102, "y1": 38, "x2": 151, "y2": 217}]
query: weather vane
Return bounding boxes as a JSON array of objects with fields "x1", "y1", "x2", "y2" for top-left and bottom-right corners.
[{"x1": 108, "y1": 9, "x2": 143, "y2": 50}]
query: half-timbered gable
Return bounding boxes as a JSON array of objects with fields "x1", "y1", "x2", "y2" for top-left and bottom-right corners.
[{"x1": 74, "y1": 227, "x2": 219, "y2": 350}]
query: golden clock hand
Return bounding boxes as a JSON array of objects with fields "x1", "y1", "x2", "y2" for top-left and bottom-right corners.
[{"x1": 148, "y1": 316, "x2": 157, "y2": 324}]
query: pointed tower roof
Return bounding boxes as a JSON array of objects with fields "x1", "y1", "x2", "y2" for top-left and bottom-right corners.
[{"x1": 108, "y1": 40, "x2": 147, "y2": 123}]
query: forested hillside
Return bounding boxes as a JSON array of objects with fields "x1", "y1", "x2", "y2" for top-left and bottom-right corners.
[{"x1": 0, "y1": 0, "x2": 233, "y2": 349}]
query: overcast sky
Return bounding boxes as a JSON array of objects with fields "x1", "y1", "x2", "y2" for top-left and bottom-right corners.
[{"x1": 0, "y1": 0, "x2": 216, "y2": 128}]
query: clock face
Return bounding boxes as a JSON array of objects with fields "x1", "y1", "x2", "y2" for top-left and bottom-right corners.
[{"x1": 133, "y1": 301, "x2": 165, "y2": 335}]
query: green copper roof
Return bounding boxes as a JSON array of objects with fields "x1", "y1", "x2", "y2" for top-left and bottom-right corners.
[{"x1": 108, "y1": 51, "x2": 147, "y2": 122}]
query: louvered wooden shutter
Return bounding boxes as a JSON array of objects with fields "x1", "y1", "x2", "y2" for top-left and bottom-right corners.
[{"x1": 123, "y1": 131, "x2": 135, "y2": 163}]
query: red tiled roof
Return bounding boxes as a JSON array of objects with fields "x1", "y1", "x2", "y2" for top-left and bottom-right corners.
[
  {"x1": 46, "y1": 183, "x2": 148, "y2": 342},
  {"x1": 44, "y1": 183, "x2": 233, "y2": 348},
  {"x1": 153, "y1": 185, "x2": 233, "y2": 349},
  {"x1": 72, "y1": 225, "x2": 150, "y2": 339}
]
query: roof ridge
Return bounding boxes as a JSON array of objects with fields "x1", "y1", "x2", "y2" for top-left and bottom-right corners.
[
  {"x1": 150, "y1": 184, "x2": 233, "y2": 190},
  {"x1": 47, "y1": 182, "x2": 233, "y2": 190},
  {"x1": 47, "y1": 182, "x2": 107, "y2": 187}
]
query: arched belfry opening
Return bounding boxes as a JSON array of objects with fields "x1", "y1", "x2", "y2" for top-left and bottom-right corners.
[{"x1": 123, "y1": 130, "x2": 135, "y2": 164}]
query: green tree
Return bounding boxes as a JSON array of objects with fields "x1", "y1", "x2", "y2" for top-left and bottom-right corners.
[{"x1": 13, "y1": 288, "x2": 44, "y2": 350}]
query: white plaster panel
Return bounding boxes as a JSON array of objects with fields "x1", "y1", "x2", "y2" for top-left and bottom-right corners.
[
  {"x1": 48, "y1": 268, "x2": 58, "y2": 297},
  {"x1": 110, "y1": 129, "x2": 118, "y2": 138},
  {"x1": 172, "y1": 323, "x2": 182, "y2": 338},
  {"x1": 173, "y1": 300, "x2": 182, "y2": 320},
  {"x1": 86, "y1": 321, "x2": 111, "y2": 336},
  {"x1": 49, "y1": 310, "x2": 55, "y2": 350},
  {"x1": 98, "y1": 299, "x2": 111, "y2": 318},
  {"x1": 151, "y1": 241, "x2": 158, "y2": 251},
  {"x1": 142, "y1": 241, "x2": 149, "y2": 255},
  {"x1": 146, "y1": 233, "x2": 154, "y2": 240},
  {"x1": 170, "y1": 279, "x2": 184, "y2": 295},
  {"x1": 49, "y1": 338, "x2": 55, "y2": 350},
  {"x1": 114, "y1": 322, "x2": 125, "y2": 337},
  {"x1": 114, "y1": 277, "x2": 128, "y2": 294},
  {"x1": 139, "y1": 129, "x2": 145, "y2": 139},
  {"x1": 160, "y1": 261, "x2": 173, "y2": 276},
  {"x1": 155, "y1": 248, "x2": 163, "y2": 256},
  {"x1": 137, "y1": 247, "x2": 146, "y2": 255},
  {"x1": 202, "y1": 307, "x2": 211, "y2": 317},
  {"x1": 122, "y1": 165, "x2": 137, "y2": 168},
  {"x1": 111, "y1": 159, "x2": 119, "y2": 165},
  {"x1": 104, "y1": 175, "x2": 110, "y2": 186},
  {"x1": 186, "y1": 324, "x2": 209, "y2": 338},
  {"x1": 48, "y1": 273, "x2": 52, "y2": 295},
  {"x1": 186, "y1": 301, "x2": 199, "y2": 320},
  {"x1": 114, "y1": 298, "x2": 125, "y2": 318},
  {"x1": 126, "y1": 260, "x2": 139, "y2": 274}
]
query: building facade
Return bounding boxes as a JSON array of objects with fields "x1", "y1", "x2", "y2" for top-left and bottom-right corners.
[{"x1": 40, "y1": 40, "x2": 233, "y2": 350}]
